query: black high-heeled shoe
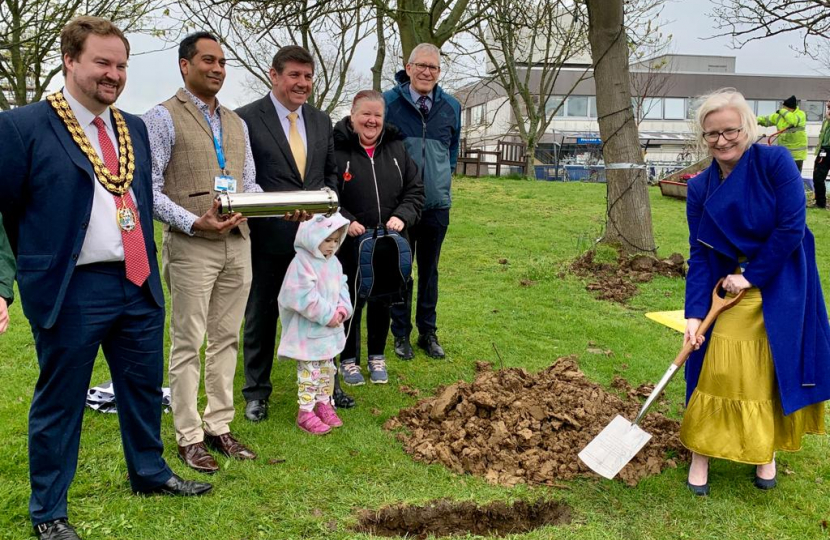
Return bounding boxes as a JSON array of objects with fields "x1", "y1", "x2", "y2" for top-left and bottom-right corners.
[
  {"x1": 753, "y1": 475, "x2": 777, "y2": 490},
  {"x1": 686, "y1": 480, "x2": 710, "y2": 496},
  {"x1": 754, "y1": 461, "x2": 777, "y2": 490},
  {"x1": 687, "y1": 458, "x2": 710, "y2": 496}
]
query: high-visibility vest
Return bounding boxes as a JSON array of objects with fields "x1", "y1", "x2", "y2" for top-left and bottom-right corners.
[{"x1": 758, "y1": 107, "x2": 808, "y2": 160}]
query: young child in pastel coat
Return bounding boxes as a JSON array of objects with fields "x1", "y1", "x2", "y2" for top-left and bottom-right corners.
[{"x1": 278, "y1": 212, "x2": 353, "y2": 435}]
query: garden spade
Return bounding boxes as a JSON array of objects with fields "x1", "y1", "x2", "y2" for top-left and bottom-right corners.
[{"x1": 578, "y1": 279, "x2": 745, "y2": 479}]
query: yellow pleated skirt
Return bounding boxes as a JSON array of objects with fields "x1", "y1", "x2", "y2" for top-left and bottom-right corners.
[{"x1": 679, "y1": 287, "x2": 825, "y2": 464}]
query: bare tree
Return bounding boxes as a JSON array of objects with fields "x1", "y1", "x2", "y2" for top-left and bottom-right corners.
[
  {"x1": 374, "y1": 0, "x2": 495, "y2": 61},
  {"x1": 586, "y1": 0, "x2": 657, "y2": 254},
  {"x1": 470, "y1": 0, "x2": 592, "y2": 176},
  {"x1": 0, "y1": 0, "x2": 162, "y2": 110},
  {"x1": 173, "y1": 0, "x2": 372, "y2": 114},
  {"x1": 630, "y1": 40, "x2": 675, "y2": 126},
  {"x1": 709, "y1": 0, "x2": 830, "y2": 53}
]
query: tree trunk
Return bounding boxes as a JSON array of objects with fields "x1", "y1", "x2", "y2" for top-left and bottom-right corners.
[
  {"x1": 525, "y1": 141, "x2": 536, "y2": 179},
  {"x1": 371, "y1": 8, "x2": 386, "y2": 91},
  {"x1": 586, "y1": 0, "x2": 656, "y2": 255}
]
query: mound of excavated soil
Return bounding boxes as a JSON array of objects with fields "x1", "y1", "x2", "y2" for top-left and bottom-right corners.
[
  {"x1": 353, "y1": 499, "x2": 572, "y2": 539},
  {"x1": 384, "y1": 357, "x2": 688, "y2": 487},
  {"x1": 571, "y1": 250, "x2": 686, "y2": 303}
]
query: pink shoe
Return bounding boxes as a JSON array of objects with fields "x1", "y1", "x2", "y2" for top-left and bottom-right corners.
[
  {"x1": 315, "y1": 402, "x2": 343, "y2": 428},
  {"x1": 297, "y1": 410, "x2": 332, "y2": 435}
]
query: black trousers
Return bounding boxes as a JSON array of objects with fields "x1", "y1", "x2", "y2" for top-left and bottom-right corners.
[
  {"x1": 813, "y1": 149, "x2": 829, "y2": 208},
  {"x1": 28, "y1": 264, "x2": 171, "y2": 526},
  {"x1": 391, "y1": 208, "x2": 450, "y2": 338},
  {"x1": 338, "y1": 235, "x2": 391, "y2": 364},
  {"x1": 242, "y1": 251, "x2": 293, "y2": 402}
]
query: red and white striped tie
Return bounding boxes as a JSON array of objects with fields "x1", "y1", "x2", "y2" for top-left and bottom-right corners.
[{"x1": 92, "y1": 116, "x2": 150, "y2": 287}]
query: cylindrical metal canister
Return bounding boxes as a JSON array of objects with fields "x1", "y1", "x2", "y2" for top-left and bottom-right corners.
[{"x1": 216, "y1": 188, "x2": 339, "y2": 218}]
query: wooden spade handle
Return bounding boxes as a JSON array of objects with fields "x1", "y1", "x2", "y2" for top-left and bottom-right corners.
[{"x1": 671, "y1": 278, "x2": 746, "y2": 368}]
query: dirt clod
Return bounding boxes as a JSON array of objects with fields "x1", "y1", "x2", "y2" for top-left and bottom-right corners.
[
  {"x1": 353, "y1": 498, "x2": 572, "y2": 539},
  {"x1": 572, "y1": 249, "x2": 686, "y2": 303},
  {"x1": 387, "y1": 357, "x2": 687, "y2": 487}
]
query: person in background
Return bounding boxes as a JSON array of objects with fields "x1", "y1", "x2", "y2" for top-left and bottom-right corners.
[
  {"x1": 384, "y1": 43, "x2": 460, "y2": 361},
  {"x1": 277, "y1": 213, "x2": 353, "y2": 434},
  {"x1": 681, "y1": 88, "x2": 830, "y2": 496},
  {"x1": 810, "y1": 100, "x2": 830, "y2": 209},
  {"x1": 332, "y1": 89, "x2": 424, "y2": 386},
  {"x1": 757, "y1": 95, "x2": 808, "y2": 171}
]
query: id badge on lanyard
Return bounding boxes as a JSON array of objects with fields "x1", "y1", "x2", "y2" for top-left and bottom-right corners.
[{"x1": 206, "y1": 112, "x2": 237, "y2": 193}]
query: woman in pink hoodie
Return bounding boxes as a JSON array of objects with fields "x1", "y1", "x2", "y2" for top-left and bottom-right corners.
[{"x1": 277, "y1": 212, "x2": 353, "y2": 434}]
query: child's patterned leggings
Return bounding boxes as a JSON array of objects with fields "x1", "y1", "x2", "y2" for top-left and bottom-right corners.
[{"x1": 296, "y1": 359, "x2": 336, "y2": 412}]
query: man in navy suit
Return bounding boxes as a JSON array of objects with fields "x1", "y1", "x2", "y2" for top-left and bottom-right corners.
[{"x1": 0, "y1": 16, "x2": 211, "y2": 540}]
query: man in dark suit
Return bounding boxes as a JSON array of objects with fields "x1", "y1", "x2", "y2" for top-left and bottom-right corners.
[
  {"x1": 236, "y1": 45, "x2": 340, "y2": 421},
  {"x1": 0, "y1": 16, "x2": 210, "y2": 540}
]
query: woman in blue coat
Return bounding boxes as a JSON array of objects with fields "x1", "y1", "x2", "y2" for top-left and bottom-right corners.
[{"x1": 681, "y1": 88, "x2": 830, "y2": 496}]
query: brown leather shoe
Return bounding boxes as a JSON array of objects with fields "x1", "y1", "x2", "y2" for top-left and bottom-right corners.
[
  {"x1": 204, "y1": 432, "x2": 257, "y2": 460},
  {"x1": 177, "y1": 441, "x2": 219, "y2": 474}
]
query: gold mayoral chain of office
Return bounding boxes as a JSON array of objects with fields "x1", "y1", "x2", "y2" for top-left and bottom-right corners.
[{"x1": 47, "y1": 90, "x2": 138, "y2": 231}]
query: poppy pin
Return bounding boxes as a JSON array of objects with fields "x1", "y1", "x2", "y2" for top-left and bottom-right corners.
[{"x1": 343, "y1": 171, "x2": 352, "y2": 182}]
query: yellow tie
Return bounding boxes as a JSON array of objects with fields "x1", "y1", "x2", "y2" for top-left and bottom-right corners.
[{"x1": 287, "y1": 112, "x2": 306, "y2": 181}]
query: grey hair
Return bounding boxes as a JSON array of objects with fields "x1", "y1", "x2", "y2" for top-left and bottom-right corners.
[
  {"x1": 350, "y1": 89, "x2": 385, "y2": 115},
  {"x1": 692, "y1": 88, "x2": 759, "y2": 154},
  {"x1": 408, "y1": 43, "x2": 441, "y2": 64}
]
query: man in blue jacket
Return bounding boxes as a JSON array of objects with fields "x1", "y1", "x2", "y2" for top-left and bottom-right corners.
[{"x1": 384, "y1": 43, "x2": 461, "y2": 360}]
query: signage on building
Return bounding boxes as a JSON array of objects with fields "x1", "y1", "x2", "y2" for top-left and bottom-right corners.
[{"x1": 577, "y1": 137, "x2": 602, "y2": 145}]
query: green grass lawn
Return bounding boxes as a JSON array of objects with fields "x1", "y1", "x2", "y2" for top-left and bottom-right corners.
[{"x1": 1, "y1": 179, "x2": 829, "y2": 539}]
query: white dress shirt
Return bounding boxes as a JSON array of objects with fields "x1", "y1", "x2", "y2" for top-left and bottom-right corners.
[
  {"x1": 269, "y1": 91, "x2": 308, "y2": 153},
  {"x1": 63, "y1": 88, "x2": 136, "y2": 265}
]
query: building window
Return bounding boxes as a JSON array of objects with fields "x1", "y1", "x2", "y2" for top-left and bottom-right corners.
[
  {"x1": 642, "y1": 97, "x2": 663, "y2": 120},
  {"x1": 589, "y1": 96, "x2": 597, "y2": 118},
  {"x1": 803, "y1": 100, "x2": 825, "y2": 122},
  {"x1": 756, "y1": 100, "x2": 779, "y2": 118},
  {"x1": 567, "y1": 96, "x2": 589, "y2": 117},
  {"x1": 663, "y1": 98, "x2": 685, "y2": 120},
  {"x1": 546, "y1": 96, "x2": 565, "y2": 117},
  {"x1": 470, "y1": 104, "x2": 485, "y2": 125}
]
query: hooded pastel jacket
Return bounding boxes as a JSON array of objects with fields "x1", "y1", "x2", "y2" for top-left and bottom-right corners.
[{"x1": 277, "y1": 212, "x2": 353, "y2": 361}]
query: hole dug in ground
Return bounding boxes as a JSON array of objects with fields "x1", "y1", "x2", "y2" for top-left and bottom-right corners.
[{"x1": 353, "y1": 498, "x2": 572, "y2": 539}]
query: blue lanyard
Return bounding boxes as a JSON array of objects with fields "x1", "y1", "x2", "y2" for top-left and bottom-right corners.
[{"x1": 203, "y1": 111, "x2": 226, "y2": 173}]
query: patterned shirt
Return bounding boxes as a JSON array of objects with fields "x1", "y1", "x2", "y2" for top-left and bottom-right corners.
[{"x1": 142, "y1": 88, "x2": 261, "y2": 235}]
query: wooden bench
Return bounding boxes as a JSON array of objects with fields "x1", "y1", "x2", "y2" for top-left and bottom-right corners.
[
  {"x1": 495, "y1": 141, "x2": 528, "y2": 176},
  {"x1": 456, "y1": 138, "x2": 485, "y2": 176}
]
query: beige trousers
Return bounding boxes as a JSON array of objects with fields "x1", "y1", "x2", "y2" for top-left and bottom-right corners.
[{"x1": 162, "y1": 230, "x2": 252, "y2": 446}]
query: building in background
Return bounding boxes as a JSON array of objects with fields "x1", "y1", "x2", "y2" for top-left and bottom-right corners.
[{"x1": 457, "y1": 54, "x2": 830, "y2": 179}]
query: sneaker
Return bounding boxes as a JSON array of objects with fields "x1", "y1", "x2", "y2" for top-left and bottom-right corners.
[
  {"x1": 314, "y1": 402, "x2": 343, "y2": 427},
  {"x1": 340, "y1": 359, "x2": 365, "y2": 386},
  {"x1": 368, "y1": 357, "x2": 389, "y2": 384},
  {"x1": 394, "y1": 336, "x2": 415, "y2": 360},
  {"x1": 297, "y1": 410, "x2": 331, "y2": 435},
  {"x1": 417, "y1": 332, "x2": 446, "y2": 359}
]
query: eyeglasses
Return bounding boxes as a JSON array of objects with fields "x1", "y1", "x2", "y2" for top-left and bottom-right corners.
[
  {"x1": 702, "y1": 127, "x2": 743, "y2": 143},
  {"x1": 410, "y1": 62, "x2": 440, "y2": 74}
]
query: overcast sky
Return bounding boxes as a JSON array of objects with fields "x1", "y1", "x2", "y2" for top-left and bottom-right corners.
[{"x1": 113, "y1": 0, "x2": 827, "y2": 114}]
